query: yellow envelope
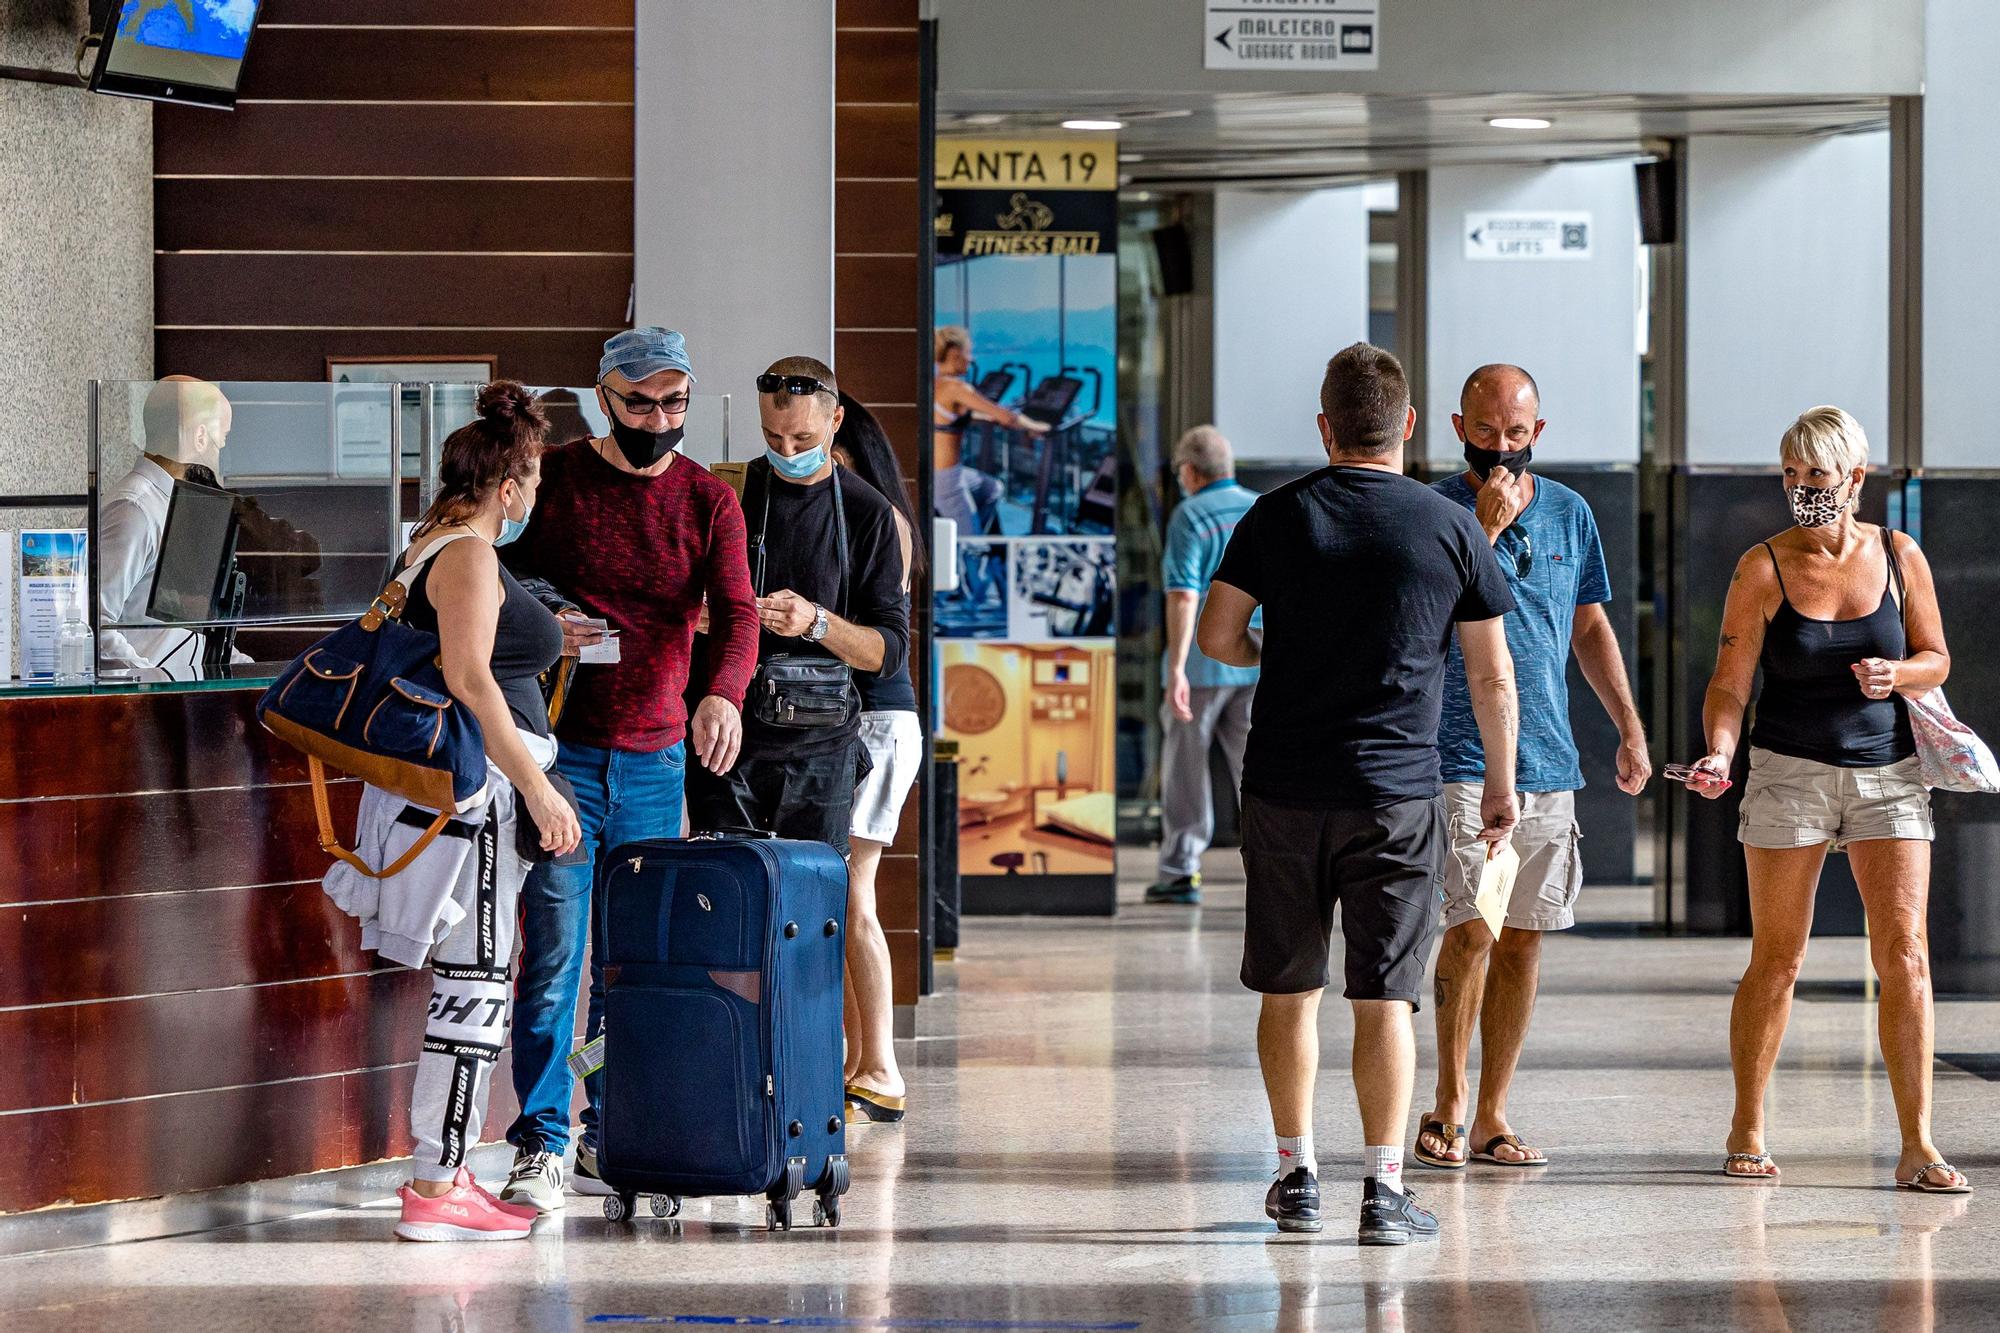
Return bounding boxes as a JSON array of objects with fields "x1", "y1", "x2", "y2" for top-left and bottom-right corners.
[{"x1": 1474, "y1": 841, "x2": 1519, "y2": 939}]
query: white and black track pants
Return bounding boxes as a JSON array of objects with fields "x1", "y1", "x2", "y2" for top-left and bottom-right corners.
[{"x1": 408, "y1": 776, "x2": 525, "y2": 1183}]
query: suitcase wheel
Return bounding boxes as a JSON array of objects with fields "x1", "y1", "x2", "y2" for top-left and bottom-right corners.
[
  {"x1": 604, "y1": 1193, "x2": 636, "y2": 1223},
  {"x1": 649, "y1": 1194, "x2": 682, "y2": 1219},
  {"x1": 818, "y1": 1154, "x2": 851, "y2": 1197},
  {"x1": 767, "y1": 1197, "x2": 793, "y2": 1231},
  {"x1": 813, "y1": 1194, "x2": 842, "y2": 1228}
]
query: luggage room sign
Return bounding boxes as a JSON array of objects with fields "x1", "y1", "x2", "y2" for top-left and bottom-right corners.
[{"x1": 1204, "y1": 0, "x2": 1380, "y2": 71}]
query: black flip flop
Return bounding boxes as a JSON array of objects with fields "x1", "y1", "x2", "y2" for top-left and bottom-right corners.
[
  {"x1": 1412, "y1": 1116, "x2": 1468, "y2": 1170},
  {"x1": 1473, "y1": 1133, "x2": 1549, "y2": 1167}
]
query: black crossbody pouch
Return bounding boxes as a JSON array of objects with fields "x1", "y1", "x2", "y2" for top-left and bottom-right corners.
[{"x1": 748, "y1": 462, "x2": 854, "y2": 730}]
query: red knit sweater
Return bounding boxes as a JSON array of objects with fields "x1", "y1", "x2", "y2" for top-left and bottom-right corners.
[{"x1": 503, "y1": 440, "x2": 759, "y2": 752}]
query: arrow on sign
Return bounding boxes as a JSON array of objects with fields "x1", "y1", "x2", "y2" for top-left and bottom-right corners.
[
  {"x1": 1213, "y1": 26, "x2": 1233, "y2": 53},
  {"x1": 1470, "y1": 228, "x2": 1484, "y2": 245}
]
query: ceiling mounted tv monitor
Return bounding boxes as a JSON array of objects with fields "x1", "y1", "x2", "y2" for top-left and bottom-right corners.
[{"x1": 88, "y1": 1, "x2": 263, "y2": 110}]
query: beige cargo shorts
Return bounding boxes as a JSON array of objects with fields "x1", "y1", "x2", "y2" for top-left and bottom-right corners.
[
  {"x1": 1738, "y1": 747, "x2": 1933, "y2": 852},
  {"x1": 1438, "y1": 784, "x2": 1583, "y2": 933}
]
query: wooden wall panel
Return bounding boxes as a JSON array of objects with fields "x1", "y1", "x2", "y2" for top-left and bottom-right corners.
[
  {"x1": 157, "y1": 330, "x2": 617, "y2": 387},
  {"x1": 0, "y1": 780, "x2": 359, "y2": 905},
  {"x1": 835, "y1": 255, "x2": 922, "y2": 329},
  {"x1": 836, "y1": 330, "x2": 922, "y2": 406},
  {"x1": 836, "y1": 1, "x2": 928, "y2": 1008},
  {"x1": 155, "y1": 179, "x2": 634, "y2": 256},
  {"x1": 158, "y1": 255, "x2": 633, "y2": 329},
  {"x1": 261, "y1": 0, "x2": 632, "y2": 23},
  {"x1": 8, "y1": 1064, "x2": 421, "y2": 1211},
  {"x1": 837, "y1": 180, "x2": 924, "y2": 255},
  {"x1": 156, "y1": 103, "x2": 633, "y2": 178},
  {"x1": 235, "y1": 29, "x2": 634, "y2": 103},
  {"x1": 154, "y1": 5, "x2": 635, "y2": 388},
  {"x1": 0, "y1": 969, "x2": 426, "y2": 1113}
]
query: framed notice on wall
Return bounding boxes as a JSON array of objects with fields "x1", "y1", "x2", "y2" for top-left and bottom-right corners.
[{"x1": 326, "y1": 356, "x2": 498, "y2": 480}]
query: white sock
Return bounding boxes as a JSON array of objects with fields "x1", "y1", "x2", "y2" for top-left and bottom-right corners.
[
  {"x1": 1276, "y1": 1133, "x2": 1317, "y2": 1178},
  {"x1": 1367, "y1": 1144, "x2": 1405, "y2": 1194}
]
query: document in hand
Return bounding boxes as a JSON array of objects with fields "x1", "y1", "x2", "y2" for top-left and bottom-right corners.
[{"x1": 1474, "y1": 841, "x2": 1519, "y2": 940}]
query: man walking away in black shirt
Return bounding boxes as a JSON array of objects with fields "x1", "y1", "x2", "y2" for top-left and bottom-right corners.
[
  {"x1": 685, "y1": 357, "x2": 910, "y2": 853},
  {"x1": 1199, "y1": 342, "x2": 1520, "y2": 1245}
]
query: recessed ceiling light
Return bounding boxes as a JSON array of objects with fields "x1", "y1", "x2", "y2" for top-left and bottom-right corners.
[
  {"x1": 1488, "y1": 116, "x2": 1552, "y2": 130},
  {"x1": 1120, "y1": 152, "x2": 1145, "y2": 162},
  {"x1": 961, "y1": 113, "x2": 1006, "y2": 126},
  {"x1": 1062, "y1": 118, "x2": 1126, "y2": 131}
]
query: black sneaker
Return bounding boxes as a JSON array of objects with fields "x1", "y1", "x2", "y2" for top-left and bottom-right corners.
[
  {"x1": 1144, "y1": 875, "x2": 1202, "y2": 905},
  {"x1": 1264, "y1": 1166, "x2": 1322, "y2": 1233},
  {"x1": 1357, "y1": 1177, "x2": 1439, "y2": 1246}
]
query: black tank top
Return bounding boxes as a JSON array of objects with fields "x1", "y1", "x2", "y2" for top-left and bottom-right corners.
[
  {"x1": 1749, "y1": 528, "x2": 1915, "y2": 768},
  {"x1": 401, "y1": 537, "x2": 564, "y2": 738}
]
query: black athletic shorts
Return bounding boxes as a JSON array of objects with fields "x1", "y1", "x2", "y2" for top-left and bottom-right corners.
[{"x1": 1239, "y1": 792, "x2": 1445, "y2": 1005}]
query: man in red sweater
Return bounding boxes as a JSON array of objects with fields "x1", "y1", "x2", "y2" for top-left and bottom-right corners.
[{"x1": 495, "y1": 327, "x2": 760, "y2": 1211}]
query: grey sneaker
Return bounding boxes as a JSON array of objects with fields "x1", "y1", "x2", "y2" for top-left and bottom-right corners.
[
  {"x1": 499, "y1": 1148, "x2": 566, "y2": 1214},
  {"x1": 571, "y1": 1143, "x2": 614, "y2": 1197}
]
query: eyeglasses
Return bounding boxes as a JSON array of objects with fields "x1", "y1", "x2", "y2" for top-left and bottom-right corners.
[
  {"x1": 756, "y1": 372, "x2": 836, "y2": 401},
  {"x1": 599, "y1": 382, "x2": 691, "y2": 417},
  {"x1": 1504, "y1": 527, "x2": 1533, "y2": 579}
]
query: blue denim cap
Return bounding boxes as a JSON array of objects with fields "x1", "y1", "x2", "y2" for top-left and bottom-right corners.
[{"x1": 599, "y1": 327, "x2": 696, "y2": 385}]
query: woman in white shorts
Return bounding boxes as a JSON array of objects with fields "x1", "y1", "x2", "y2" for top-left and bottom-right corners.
[
  {"x1": 1691, "y1": 406, "x2": 1966, "y2": 1193},
  {"x1": 832, "y1": 395, "x2": 924, "y2": 1123}
]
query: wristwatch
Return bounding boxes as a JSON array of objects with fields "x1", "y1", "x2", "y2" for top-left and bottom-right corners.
[{"x1": 803, "y1": 603, "x2": 830, "y2": 643}]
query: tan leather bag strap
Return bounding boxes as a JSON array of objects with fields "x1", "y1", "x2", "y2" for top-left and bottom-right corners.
[{"x1": 309, "y1": 756, "x2": 451, "y2": 881}]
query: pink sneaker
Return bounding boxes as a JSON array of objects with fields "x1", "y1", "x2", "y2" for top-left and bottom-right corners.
[{"x1": 394, "y1": 1168, "x2": 537, "y2": 1241}]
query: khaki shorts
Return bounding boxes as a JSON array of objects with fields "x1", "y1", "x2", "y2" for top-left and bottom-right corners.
[
  {"x1": 1439, "y1": 785, "x2": 1583, "y2": 933},
  {"x1": 1738, "y1": 747, "x2": 1933, "y2": 852}
]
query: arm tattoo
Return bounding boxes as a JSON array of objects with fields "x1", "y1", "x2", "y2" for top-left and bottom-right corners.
[{"x1": 1720, "y1": 633, "x2": 1738, "y2": 648}]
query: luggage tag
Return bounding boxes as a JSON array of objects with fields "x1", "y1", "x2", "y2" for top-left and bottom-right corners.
[{"x1": 567, "y1": 1034, "x2": 606, "y2": 1079}]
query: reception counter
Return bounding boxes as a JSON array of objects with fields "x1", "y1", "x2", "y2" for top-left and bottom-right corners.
[{"x1": 0, "y1": 673, "x2": 506, "y2": 1214}]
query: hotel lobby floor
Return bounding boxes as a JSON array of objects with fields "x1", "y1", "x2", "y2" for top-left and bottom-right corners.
[{"x1": 4, "y1": 852, "x2": 1998, "y2": 1331}]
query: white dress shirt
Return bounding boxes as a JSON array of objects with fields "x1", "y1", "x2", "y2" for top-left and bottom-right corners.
[{"x1": 97, "y1": 457, "x2": 201, "y2": 672}]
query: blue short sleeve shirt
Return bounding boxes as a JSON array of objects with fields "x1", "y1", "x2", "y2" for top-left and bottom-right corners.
[
  {"x1": 1434, "y1": 473, "x2": 1612, "y2": 792},
  {"x1": 1162, "y1": 478, "x2": 1259, "y2": 689}
]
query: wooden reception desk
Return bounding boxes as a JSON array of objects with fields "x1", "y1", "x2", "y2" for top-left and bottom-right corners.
[{"x1": 0, "y1": 669, "x2": 926, "y2": 1215}]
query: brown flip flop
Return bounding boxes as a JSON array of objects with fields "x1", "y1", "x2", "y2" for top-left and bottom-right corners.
[
  {"x1": 1412, "y1": 1115, "x2": 1468, "y2": 1170},
  {"x1": 1473, "y1": 1133, "x2": 1548, "y2": 1167}
]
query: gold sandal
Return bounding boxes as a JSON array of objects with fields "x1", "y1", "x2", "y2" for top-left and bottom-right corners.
[{"x1": 845, "y1": 1083, "x2": 906, "y2": 1124}]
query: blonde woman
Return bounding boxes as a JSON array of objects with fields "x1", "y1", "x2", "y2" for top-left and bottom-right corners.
[
  {"x1": 933, "y1": 325, "x2": 1046, "y2": 534},
  {"x1": 1690, "y1": 406, "x2": 1966, "y2": 1193}
]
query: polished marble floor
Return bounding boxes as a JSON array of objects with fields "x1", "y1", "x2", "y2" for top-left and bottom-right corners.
[{"x1": 5, "y1": 853, "x2": 1998, "y2": 1331}]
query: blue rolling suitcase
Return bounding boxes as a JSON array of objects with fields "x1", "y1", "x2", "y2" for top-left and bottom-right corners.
[{"x1": 594, "y1": 831, "x2": 852, "y2": 1230}]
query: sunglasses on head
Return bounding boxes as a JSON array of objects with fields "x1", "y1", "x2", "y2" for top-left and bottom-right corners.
[
  {"x1": 599, "y1": 381, "x2": 691, "y2": 416},
  {"x1": 756, "y1": 372, "x2": 835, "y2": 400}
]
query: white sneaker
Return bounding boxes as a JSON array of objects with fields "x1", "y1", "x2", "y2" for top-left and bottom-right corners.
[
  {"x1": 570, "y1": 1144, "x2": 614, "y2": 1196},
  {"x1": 498, "y1": 1148, "x2": 567, "y2": 1214}
]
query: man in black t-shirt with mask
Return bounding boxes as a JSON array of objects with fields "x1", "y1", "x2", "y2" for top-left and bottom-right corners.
[
  {"x1": 1199, "y1": 342, "x2": 1520, "y2": 1245},
  {"x1": 685, "y1": 357, "x2": 910, "y2": 852}
]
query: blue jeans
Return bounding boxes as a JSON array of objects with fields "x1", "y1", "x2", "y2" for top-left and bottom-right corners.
[{"x1": 506, "y1": 739, "x2": 685, "y2": 1155}]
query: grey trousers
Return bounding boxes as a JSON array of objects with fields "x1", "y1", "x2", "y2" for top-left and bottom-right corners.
[{"x1": 1158, "y1": 683, "x2": 1255, "y2": 879}]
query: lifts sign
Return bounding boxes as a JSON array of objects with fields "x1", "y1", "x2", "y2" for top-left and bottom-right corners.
[{"x1": 935, "y1": 138, "x2": 1118, "y2": 259}]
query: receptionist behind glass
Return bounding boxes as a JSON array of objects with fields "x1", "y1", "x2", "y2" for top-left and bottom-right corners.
[{"x1": 97, "y1": 376, "x2": 234, "y2": 673}]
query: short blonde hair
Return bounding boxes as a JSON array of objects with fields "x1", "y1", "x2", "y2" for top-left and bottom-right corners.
[
  {"x1": 1781, "y1": 405, "x2": 1869, "y2": 475},
  {"x1": 935, "y1": 325, "x2": 971, "y2": 362}
]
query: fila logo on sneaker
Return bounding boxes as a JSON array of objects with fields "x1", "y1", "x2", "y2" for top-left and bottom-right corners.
[{"x1": 442, "y1": 1203, "x2": 469, "y2": 1218}]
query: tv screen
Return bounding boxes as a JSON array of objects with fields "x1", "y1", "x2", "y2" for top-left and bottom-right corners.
[{"x1": 89, "y1": 1, "x2": 263, "y2": 110}]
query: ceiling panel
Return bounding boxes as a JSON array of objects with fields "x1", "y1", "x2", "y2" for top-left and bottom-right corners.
[{"x1": 939, "y1": 93, "x2": 1890, "y2": 190}]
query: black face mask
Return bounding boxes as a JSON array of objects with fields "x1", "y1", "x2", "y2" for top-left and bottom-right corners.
[
  {"x1": 1463, "y1": 440, "x2": 1532, "y2": 482},
  {"x1": 608, "y1": 416, "x2": 685, "y2": 469}
]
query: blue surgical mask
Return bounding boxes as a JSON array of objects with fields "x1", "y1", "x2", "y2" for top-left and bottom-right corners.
[
  {"x1": 766, "y1": 442, "x2": 829, "y2": 481},
  {"x1": 497, "y1": 490, "x2": 532, "y2": 545}
]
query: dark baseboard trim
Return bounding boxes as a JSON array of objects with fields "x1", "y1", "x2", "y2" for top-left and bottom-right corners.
[{"x1": 963, "y1": 873, "x2": 1116, "y2": 916}]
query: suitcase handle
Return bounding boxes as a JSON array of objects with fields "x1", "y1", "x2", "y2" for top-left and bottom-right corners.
[{"x1": 693, "y1": 826, "x2": 780, "y2": 841}]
